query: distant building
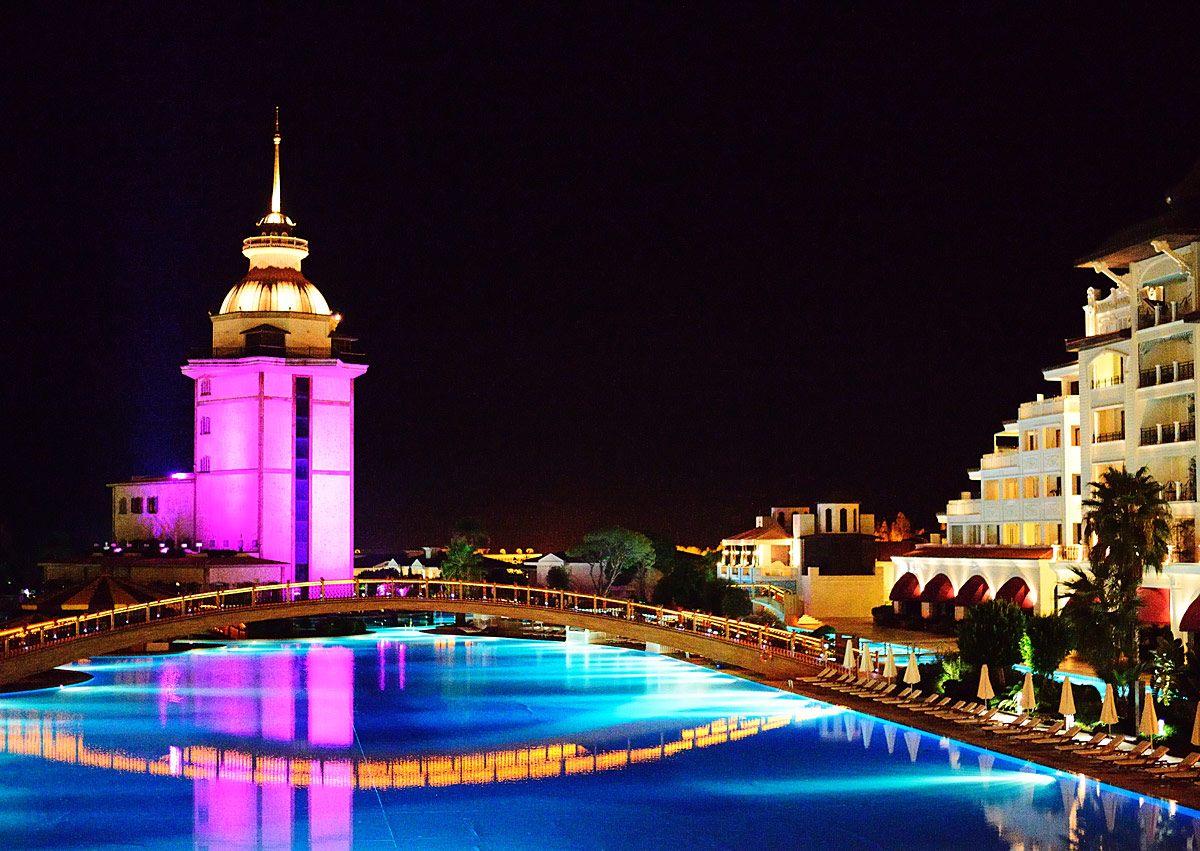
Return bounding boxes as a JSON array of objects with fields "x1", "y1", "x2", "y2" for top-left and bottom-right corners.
[{"x1": 716, "y1": 502, "x2": 888, "y2": 619}]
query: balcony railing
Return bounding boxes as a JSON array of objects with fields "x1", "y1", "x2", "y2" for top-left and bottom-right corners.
[
  {"x1": 1093, "y1": 429, "x2": 1125, "y2": 443},
  {"x1": 1090, "y1": 375, "x2": 1124, "y2": 390},
  {"x1": 1140, "y1": 421, "x2": 1196, "y2": 446},
  {"x1": 1018, "y1": 395, "x2": 1079, "y2": 418},
  {"x1": 1138, "y1": 360, "x2": 1194, "y2": 388},
  {"x1": 1138, "y1": 299, "x2": 1191, "y2": 329},
  {"x1": 980, "y1": 450, "x2": 1019, "y2": 470},
  {"x1": 1162, "y1": 480, "x2": 1197, "y2": 502},
  {"x1": 189, "y1": 344, "x2": 365, "y2": 361}
]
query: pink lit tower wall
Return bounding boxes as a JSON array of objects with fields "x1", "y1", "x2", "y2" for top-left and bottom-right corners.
[{"x1": 177, "y1": 118, "x2": 367, "y2": 583}]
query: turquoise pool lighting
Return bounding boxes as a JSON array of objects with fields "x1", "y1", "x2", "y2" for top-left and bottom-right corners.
[{"x1": 0, "y1": 630, "x2": 1195, "y2": 849}]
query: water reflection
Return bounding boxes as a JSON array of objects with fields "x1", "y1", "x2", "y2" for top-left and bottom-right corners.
[{"x1": 4, "y1": 636, "x2": 1200, "y2": 851}]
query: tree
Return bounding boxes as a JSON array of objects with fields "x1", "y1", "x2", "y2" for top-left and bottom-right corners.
[
  {"x1": 441, "y1": 536, "x2": 485, "y2": 582},
  {"x1": 651, "y1": 542, "x2": 716, "y2": 609},
  {"x1": 956, "y1": 600, "x2": 1026, "y2": 679},
  {"x1": 568, "y1": 527, "x2": 655, "y2": 597},
  {"x1": 1066, "y1": 467, "x2": 1171, "y2": 692},
  {"x1": 889, "y1": 512, "x2": 913, "y2": 542},
  {"x1": 1025, "y1": 613, "x2": 1076, "y2": 686},
  {"x1": 545, "y1": 564, "x2": 571, "y2": 591}
]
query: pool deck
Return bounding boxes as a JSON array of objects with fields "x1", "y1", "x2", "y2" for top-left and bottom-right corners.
[{"x1": 771, "y1": 665, "x2": 1200, "y2": 813}]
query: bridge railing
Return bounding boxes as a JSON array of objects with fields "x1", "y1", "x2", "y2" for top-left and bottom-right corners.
[{"x1": 0, "y1": 580, "x2": 828, "y2": 666}]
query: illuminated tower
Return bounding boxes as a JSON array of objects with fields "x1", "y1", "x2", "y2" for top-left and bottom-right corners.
[{"x1": 181, "y1": 113, "x2": 367, "y2": 583}]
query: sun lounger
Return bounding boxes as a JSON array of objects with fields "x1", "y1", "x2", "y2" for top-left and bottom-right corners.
[
  {"x1": 910, "y1": 697, "x2": 955, "y2": 714},
  {"x1": 878, "y1": 689, "x2": 920, "y2": 705},
  {"x1": 874, "y1": 686, "x2": 912, "y2": 702},
  {"x1": 1008, "y1": 719, "x2": 1064, "y2": 740},
  {"x1": 815, "y1": 673, "x2": 856, "y2": 689},
  {"x1": 1056, "y1": 731, "x2": 1106, "y2": 751},
  {"x1": 1146, "y1": 752, "x2": 1200, "y2": 776},
  {"x1": 825, "y1": 675, "x2": 870, "y2": 691},
  {"x1": 852, "y1": 683, "x2": 896, "y2": 699},
  {"x1": 799, "y1": 668, "x2": 837, "y2": 683},
  {"x1": 845, "y1": 680, "x2": 889, "y2": 696},
  {"x1": 985, "y1": 713, "x2": 1032, "y2": 734},
  {"x1": 897, "y1": 694, "x2": 940, "y2": 710},
  {"x1": 1113, "y1": 745, "x2": 1169, "y2": 766},
  {"x1": 932, "y1": 702, "x2": 980, "y2": 720},
  {"x1": 955, "y1": 708, "x2": 999, "y2": 726},
  {"x1": 1027, "y1": 724, "x2": 1080, "y2": 744},
  {"x1": 1094, "y1": 740, "x2": 1152, "y2": 762}
]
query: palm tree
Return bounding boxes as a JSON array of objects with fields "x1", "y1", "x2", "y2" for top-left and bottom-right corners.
[{"x1": 1065, "y1": 466, "x2": 1171, "y2": 723}]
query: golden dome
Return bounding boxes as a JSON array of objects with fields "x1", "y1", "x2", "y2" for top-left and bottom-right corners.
[{"x1": 218, "y1": 266, "x2": 331, "y2": 315}]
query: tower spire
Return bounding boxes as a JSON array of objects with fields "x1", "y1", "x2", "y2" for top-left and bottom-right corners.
[{"x1": 258, "y1": 107, "x2": 295, "y2": 229}]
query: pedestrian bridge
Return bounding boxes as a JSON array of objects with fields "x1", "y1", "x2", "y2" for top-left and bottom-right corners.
[{"x1": 0, "y1": 579, "x2": 825, "y2": 687}]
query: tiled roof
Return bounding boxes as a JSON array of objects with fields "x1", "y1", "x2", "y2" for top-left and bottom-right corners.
[{"x1": 724, "y1": 520, "x2": 791, "y2": 542}]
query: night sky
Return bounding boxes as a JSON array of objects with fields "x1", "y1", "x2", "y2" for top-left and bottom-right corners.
[{"x1": 6, "y1": 5, "x2": 1200, "y2": 569}]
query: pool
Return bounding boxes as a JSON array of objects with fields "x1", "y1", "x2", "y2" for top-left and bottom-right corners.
[{"x1": 0, "y1": 630, "x2": 1196, "y2": 850}]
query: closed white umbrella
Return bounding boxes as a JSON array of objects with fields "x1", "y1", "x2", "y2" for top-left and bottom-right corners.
[
  {"x1": 1099, "y1": 683, "x2": 1119, "y2": 729},
  {"x1": 1190, "y1": 701, "x2": 1200, "y2": 747},
  {"x1": 977, "y1": 664, "x2": 996, "y2": 703},
  {"x1": 1140, "y1": 686, "x2": 1159, "y2": 742},
  {"x1": 903, "y1": 652, "x2": 921, "y2": 685},
  {"x1": 1020, "y1": 671, "x2": 1036, "y2": 712},
  {"x1": 1058, "y1": 677, "x2": 1076, "y2": 724},
  {"x1": 883, "y1": 647, "x2": 897, "y2": 680},
  {"x1": 842, "y1": 641, "x2": 856, "y2": 671}
]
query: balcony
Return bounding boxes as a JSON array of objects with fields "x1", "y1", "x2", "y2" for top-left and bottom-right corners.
[
  {"x1": 980, "y1": 450, "x2": 1019, "y2": 470},
  {"x1": 1090, "y1": 375, "x2": 1124, "y2": 390},
  {"x1": 1163, "y1": 480, "x2": 1197, "y2": 502},
  {"x1": 1018, "y1": 395, "x2": 1078, "y2": 418},
  {"x1": 1139, "y1": 360, "x2": 1195, "y2": 388},
  {"x1": 946, "y1": 498, "x2": 982, "y2": 516},
  {"x1": 1138, "y1": 299, "x2": 1190, "y2": 329},
  {"x1": 1139, "y1": 421, "x2": 1196, "y2": 446},
  {"x1": 1093, "y1": 429, "x2": 1125, "y2": 443}
]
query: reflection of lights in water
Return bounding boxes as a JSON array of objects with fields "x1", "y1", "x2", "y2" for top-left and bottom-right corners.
[{"x1": 0, "y1": 708, "x2": 801, "y2": 791}]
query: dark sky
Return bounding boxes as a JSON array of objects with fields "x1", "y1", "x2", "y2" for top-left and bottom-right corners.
[{"x1": 6, "y1": 4, "x2": 1200, "y2": 564}]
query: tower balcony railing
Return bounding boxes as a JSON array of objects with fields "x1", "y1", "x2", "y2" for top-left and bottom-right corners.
[
  {"x1": 1139, "y1": 420, "x2": 1196, "y2": 446},
  {"x1": 1138, "y1": 360, "x2": 1195, "y2": 388},
  {"x1": 189, "y1": 344, "x2": 365, "y2": 361},
  {"x1": 1090, "y1": 375, "x2": 1124, "y2": 390},
  {"x1": 1093, "y1": 429, "x2": 1125, "y2": 443}
]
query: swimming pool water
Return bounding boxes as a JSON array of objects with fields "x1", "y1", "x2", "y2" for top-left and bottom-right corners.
[{"x1": 0, "y1": 630, "x2": 1196, "y2": 850}]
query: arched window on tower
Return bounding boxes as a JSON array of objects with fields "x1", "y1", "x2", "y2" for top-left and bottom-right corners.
[
  {"x1": 199, "y1": 456, "x2": 211, "y2": 473},
  {"x1": 199, "y1": 378, "x2": 211, "y2": 397},
  {"x1": 840, "y1": 508, "x2": 848, "y2": 532},
  {"x1": 824, "y1": 508, "x2": 832, "y2": 533},
  {"x1": 200, "y1": 416, "x2": 211, "y2": 435}
]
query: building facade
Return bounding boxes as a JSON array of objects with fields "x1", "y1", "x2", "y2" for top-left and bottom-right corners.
[
  {"x1": 107, "y1": 121, "x2": 367, "y2": 585},
  {"x1": 901, "y1": 162, "x2": 1200, "y2": 637}
]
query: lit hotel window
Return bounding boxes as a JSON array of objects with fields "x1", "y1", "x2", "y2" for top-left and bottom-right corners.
[{"x1": 131, "y1": 497, "x2": 143, "y2": 514}]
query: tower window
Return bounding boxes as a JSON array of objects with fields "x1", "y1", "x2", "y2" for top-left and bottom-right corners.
[
  {"x1": 131, "y1": 497, "x2": 143, "y2": 514},
  {"x1": 199, "y1": 378, "x2": 211, "y2": 397},
  {"x1": 118, "y1": 497, "x2": 127, "y2": 515},
  {"x1": 199, "y1": 456, "x2": 211, "y2": 473},
  {"x1": 148, "y1": 496, "x2": 158, "y2": 514},
  {"x1": 200, "y1": 416, "x2": 211, "y2": 435}
]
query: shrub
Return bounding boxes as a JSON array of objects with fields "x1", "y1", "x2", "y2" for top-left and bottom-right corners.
[
  {"x1": 1025, "y1": 614, "x2": 1076, "y2": 683},
  {"x1": 957, "y1": 600, "x2": 1026, "y2": 672}
]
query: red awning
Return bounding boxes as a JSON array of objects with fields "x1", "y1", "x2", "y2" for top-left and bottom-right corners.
[
  {"x1": 953, "y1": 575, "x2": 990, "y2": 606},
  {"x1": 889, "y1": 573, "x2": 921, "y2": 601},
  {"x1": 1138, "y1": 587, "x2": 1171, "y2": 627},
  {"x1": 1181, "y1": 595, "x2": 1200, "y2": 631},
  {"x1": 995, "y1": 577, "x2": 1034, "y2": 610},
  {"x1": 919, "y1": 573, "x2": 954, "y2": 603}
]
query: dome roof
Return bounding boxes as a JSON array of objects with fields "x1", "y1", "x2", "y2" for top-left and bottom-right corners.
[{"x1": 219, "y1": 266, "x2": 331, "y2": 315}]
